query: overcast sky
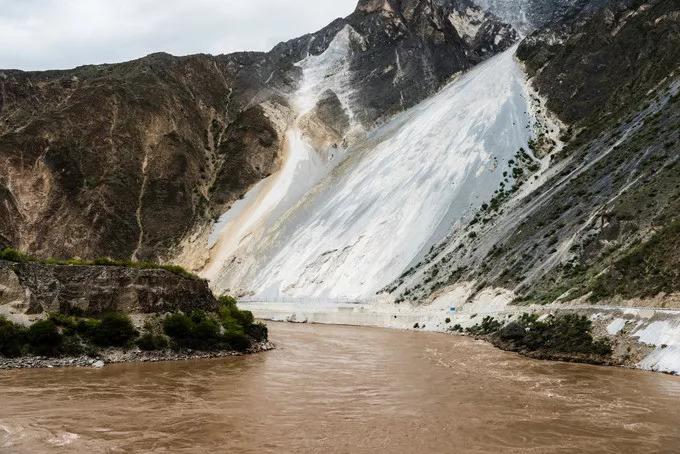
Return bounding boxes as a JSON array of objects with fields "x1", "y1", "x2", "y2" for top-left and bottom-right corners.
[{"x1": 0, "y1": 0, "x2": 358, "y2": 71}]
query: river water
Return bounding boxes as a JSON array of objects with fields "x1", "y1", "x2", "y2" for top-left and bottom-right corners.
[{"x1": 1, "y1": 322, "x2": 680, "y2": 453}]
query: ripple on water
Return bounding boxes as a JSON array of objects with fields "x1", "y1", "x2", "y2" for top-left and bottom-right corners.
[{"x1": 1, "y1": 322, "x2": 680, "y2": 453}]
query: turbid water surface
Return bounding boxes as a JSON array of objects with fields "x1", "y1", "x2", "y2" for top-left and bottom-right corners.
[{"x1": 1, "y1": 322, "x2": 680, "y2": 453}]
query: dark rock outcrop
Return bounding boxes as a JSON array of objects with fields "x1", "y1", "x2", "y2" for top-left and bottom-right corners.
[
  {"x1": 0, "y1": 260, "x2": 218, "y2": 316},
  {"x1": 320, "y1": 0, "x2": 518, "y2": 125},
  {"x1": 0, "y1": 52, "x2": 294, "y2": 262},
  {"x1": 517, "y1": 0, "x2": 680, "y2": 123}
]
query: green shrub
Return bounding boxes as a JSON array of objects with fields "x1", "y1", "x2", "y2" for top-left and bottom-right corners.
[
  {"x1": 466, "y1": 316, "x2": 502, "y2": 335},
  {"x1": 218, "y1": 295, "x2": 238, "y2": 307},
  {"x1": 136, "y1": 333, "x2": 169, "y2": 351},
  {"x1": 27, "y1": 320, "x2": 63, "y2": 356},
  {"x1": 48, "y1": 313, "x2": 79, "y2": 335},
  {"x1": 163, "y1": 312, "x2": 222, "y2": 350},
  {"x1": 0, "y1": 247, "x2": 33, "y2": 263},
  {"x1": 496, "y1": 313, "x2": 612, "y2": 356},
  {"x1": 498, "y1": 321, "x2": 526, "y2": 340},
  {"x1": 89, "y1": 313, "x2": 139, "y2": 347},
  {"x1": 2, "y1": 301, "x2": 261, "y2": 358},
  {"x1": 60, "y1": 335, "x2": 91, "y2": 356},
  {"x1": 75, "y1": 318, "x2": 100, "y2": 338},
  {"x1": 0, "y1": 248, "x2": 199, "y2": 280},
  {"x1": 89, "y1": 259, "x2": 198, "y2": 279},
  {"x1": 218, "y1": 295, "x2": 254, "y2": 332},
  {"x1": 191, "y1": 317, "x2": 221, "y2": 350},
  {"x1": 234, "y1": 309, "x2": 255, "y2": 327},
  {"x1": 224, "y1": 333, "x2": 251, "y2": 352},
  {"x1": 219, "y1": 310, "x2": 245, "y2": 335},
  {"x1": 162, "y1": 305, "x2": 258, "y2": 351},
  {"x1": 0, "y1": 317, "x2": 26, "y2": 358},
  {"x1": 246, "y1": 322, "x2": 268, "y2": 342},
  {"x1": 163, "y1": 313, "x2": 194, "y2": 341},
  {"x1": 450, "y1": 324, "x2": 464, "y2": 333}
]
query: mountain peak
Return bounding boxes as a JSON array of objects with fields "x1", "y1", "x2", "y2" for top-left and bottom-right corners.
[{"x1": 355, "y1": 0, "x2": 398, "y2": 14}]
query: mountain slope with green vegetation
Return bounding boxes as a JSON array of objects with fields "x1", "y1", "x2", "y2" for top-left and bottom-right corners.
[{"x1": 389, "y1": 0, "x2": 680, "y2": 307}]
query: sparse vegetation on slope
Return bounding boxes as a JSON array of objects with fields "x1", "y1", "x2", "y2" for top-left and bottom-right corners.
[
  {"x1": 588, "y1": 220, "x2": 680, "y2": 300},
  {"x1": 390, "y1": 0, "x2": 680, "y2": 307},
  {"x1": 0, "y1": 247, "x2": 199, "y2": 280}
]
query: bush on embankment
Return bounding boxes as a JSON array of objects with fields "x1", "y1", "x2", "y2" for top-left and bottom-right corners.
[
  {"x1": 461, "y1": 313, "x2": 612, "y2": 360},
  {"x1": 161, "y1": 296, "x2": 266, "y2": 352},
  {"x1": 0, "y1": 313, "x2": 141, "y2": 357},
  {"x1": 0, "y1": 296, "x2": 267, "y2": 358}
]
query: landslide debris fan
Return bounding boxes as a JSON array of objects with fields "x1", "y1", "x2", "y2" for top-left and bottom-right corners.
[{"x1": 209, "y1": 47, "x2": 535, "y2": 301}]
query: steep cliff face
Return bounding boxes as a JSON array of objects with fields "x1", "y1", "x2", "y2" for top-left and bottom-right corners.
[
  {"x1": 518, "y1": 0, "x2": 679, "y2": 123},
  {"x1": 0, "y1": 0, "x2": 515, "y2": 265},
  {"x1": 503, "y1": 0, "x2": 680, "y2": 303},
  {"x1": 328, "y1": 0, "x2": 518, "y2": 125},
  {"x1": 0, "y1": 260, "x2": 218, "y2": 319}
]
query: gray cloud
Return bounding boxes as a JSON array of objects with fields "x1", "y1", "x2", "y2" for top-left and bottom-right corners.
[{"x1": 0, "y1": 0, "x2": 358, "y2": 71}]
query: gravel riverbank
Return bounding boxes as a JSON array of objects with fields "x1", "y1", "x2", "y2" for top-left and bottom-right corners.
[{"x1": 0, "y1": 341, "x2": 275, "y2": 370}]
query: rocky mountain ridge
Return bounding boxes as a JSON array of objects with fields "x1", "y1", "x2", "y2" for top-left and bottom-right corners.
[
  {"x1": 0, "y1": 0, "x2": 514, "y2": 265},
  {"x1": 2, "y1": 0, "x2": 677, "y2": 310},
  {"x1": 389, "y1": 0, "x2": 680, "y2": 306}
]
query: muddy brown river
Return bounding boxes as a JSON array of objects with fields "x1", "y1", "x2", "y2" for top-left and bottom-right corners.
[{"x1": 1, "y1": 322, "x2": 680, "y2": 453}]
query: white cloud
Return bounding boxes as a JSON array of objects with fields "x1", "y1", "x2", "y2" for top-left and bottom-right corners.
[{"x1": 0, "y1": 0, "x2": 358, "y2": 70}]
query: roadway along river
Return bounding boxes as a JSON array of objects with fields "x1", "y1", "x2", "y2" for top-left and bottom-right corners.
[{"x1": 1, "y1": 322, "x2": 680, "y2": 453}]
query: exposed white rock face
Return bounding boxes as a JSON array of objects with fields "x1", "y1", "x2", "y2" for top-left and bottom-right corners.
[
  {"x1": 607, "y1": 318, "x2": 627, "y2": 335},
  {"x1": 208, "y1": 47, "x2": 534, "y2": 300},
  {"x1": 355, "y1": 0, "x2": 396, "y2": 14},
  {"x1": 472, "y1": 0, "x2": 581, "y2": 33},
  {"x1": 294, "y1": 25, "x2": 366, "y2": 142},
  {"x1": 449, "y1": 8, "x2": 486, "y2": 43},
  {"x1": 474, "y1": 0, "x2": 532, "y2": 32},
  {"x1": 634, "y1": 320, "x2": 680, "y2": 374},
  {"x1": 203, "y1": 26, "x2": 362, "y2": 282}
]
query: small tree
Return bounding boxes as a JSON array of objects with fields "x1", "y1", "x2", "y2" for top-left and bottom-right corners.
[
  {"x1": 91, "y1": 313, "x2": 139, "y2": 347},
  {"x1": 0, "y1": 317, "x2": 26, "y2": 358},
  {"x1": 27, "y1": 320, "x2": 63, "y2": 356}
]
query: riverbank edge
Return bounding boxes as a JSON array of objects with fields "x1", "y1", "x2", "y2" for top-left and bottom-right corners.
[
  {"x1": 239, "y1": 301, "x2": 680, "y2": 376},
  {"x1": 0, "y1": 340, "x2": 275, "y2": 370},
  {"x1": 471, "y1": 333, "x2": 621, "y2": 366}
]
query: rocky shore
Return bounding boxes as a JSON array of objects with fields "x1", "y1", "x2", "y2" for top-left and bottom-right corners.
[{"x1": 0, "y1": 340, "x2": 275, "y2": 370}]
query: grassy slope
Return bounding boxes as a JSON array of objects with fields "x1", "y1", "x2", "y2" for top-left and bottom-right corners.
[{"x1": 0, "y1": 247, "x2": 200, "y2": 280}]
